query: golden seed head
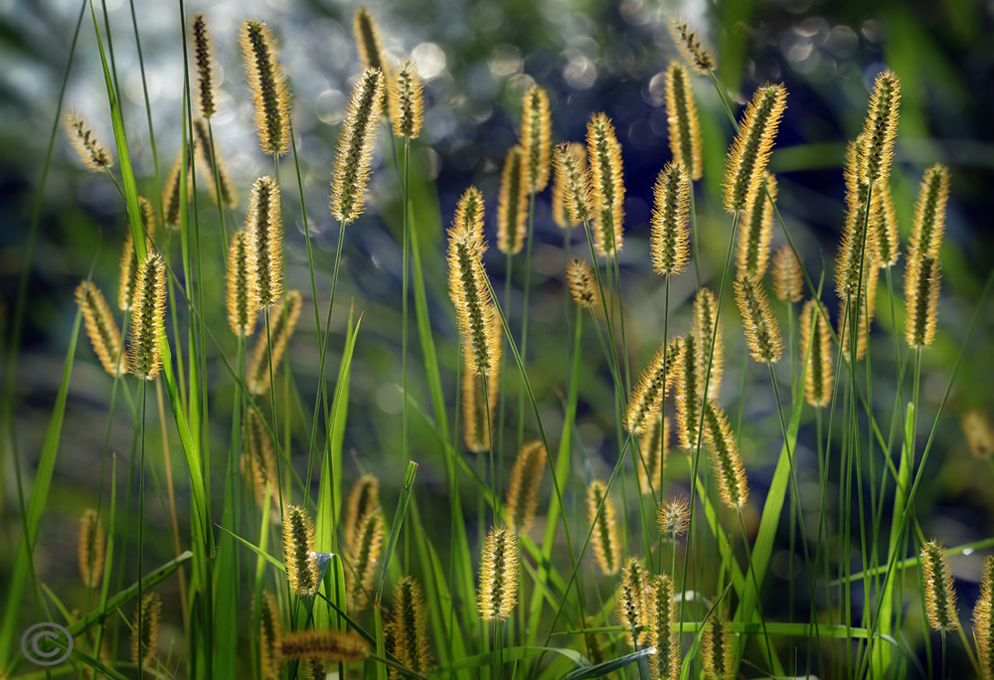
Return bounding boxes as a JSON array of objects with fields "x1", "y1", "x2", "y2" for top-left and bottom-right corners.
[
  {"x1": 192, "y1": 118, "x2": 238, "y2": 209},
  {"x1": 249, "y1": 176, "x2": 283, "y2": 308},
  {"x1": 248, "y1": 290, "x2": 302, "y2": 395},
  {"x1": 191, "y1": 14, "x2": 219, "y2": 119},
  {"x1": 973, "y1": 555, "x2": 994, "y2": 680},
  {"x1": 478, "y1": 525, "x2": 519, "y2": 621},
  {"x1": 658, "y1": 496, "x2": 690, "y2": 537},
  {"x1": 734, "y1": 275, "x2": 782, "y2": 364},
  {"x1": 392, "y1": 576, "x2": 431, "y2": 673},
  {"x1": 839, "y1": 258, "x2": 880, "y2": 362},
  {"x1": 277, "y1": 630, "x2": 370, "y2": 663},
  {"x1": 963, "y1": 410, "x2": 994, "y2": 459},
  {"x1": 551, "y1": 142, "x2": 586, "y2": 228},
  {"x1": 920, "y1": 540, "x2": 958, "y2": 632},
  {"x1": 461, "y1": 346, "x2": 500, "y2": 452},
  {"x1": 723, "y1": 84, "x2": 787, "y2": 214},
  {"x1": 703, "y1": 400, "x2": 749, "y2": 509},
  {"x1": 283, "y1": 504, "x2": 320, "y2": 596},
  {"x1": 496, "y1": 146, "x2": 528, "y2": 255},
  {"x1": 638, "y1": 415, "x2": 669, "y2": 495},
  {"x1": 505, "y1": 440, "x2": 546, "y2": 533},
  {"x1": 554, "y1": 141, "x2": 593, "y2": 226},
  {"x1": 692, "y1": 287, "x2": 724, "y2": 400},
  {"x1": 586, "y1": 113, "x2": 625, "y2": 256},
  {"x1": 650, "y1": 162, "x2": 691, "y2": 278},
  {"x1": 836, "y1": 139, "x2": 878, "y2": 302},
  {"x1": 772, "y1": 244, "x2": 803, "y2": 303},
  {"x1": 566, "y1": 258, "x2": 601, "y2": 310},
  {"x1": 344, "y1": 473, "x2": 380, "y2": 552},
  {"x1": 354, "y1": 7, "x2": 389, "y2": 74},
  {"x1": 736, "y1": 173, "x2": 777, "y2": 281},
  {"x1": 669, "y1": 16, "x2": 716, "y2": 75},
  {"x1": 391, "y1": 59, "x2": 424, "y2": 139},
  {"x1": 119, "y1": 196, "x2": 158, "y2": 312},
  {"x1": 259, "y1": 591, "x2": 282, "y2": 680},
  {"x1": 587, "y1": 479, "x2": 620, "y2": 575},
  {"x1": 128, "y1": 252, "x2": 167, "y2": 380},
  {"x1": 131, "y1": 592, "x2": 161, "y2": 666},
  {"x1": 521, "y1": 85, "x2": 552, "y2": 193},
  {"x1": 860, "y1": 70, "x2": 901, "y2": 184},
  {"x1": 76, "y1": 280, "x2": 127, "y2": 377},
  {"x1": 350, "y1": 509, "x2": 385, "y2": 611},
  {"x1": 78, "y1": 509, "x2": 105, "y2": 588},
  {"x1": 64, "y1": 109, "x2": 113, "y2": 172},
  {"x1": 240, "y1": 20, "x2": 292, "y2": 156},
  {"x1": 675, "y1": 333, "x2": 702, "y2": 451},
  {"x1": 870, "y1": 180, "x2": 900, "y2": 269},
  {"x1": 665, "y1": 61, "x2": 703, "y2": 180},
  {"x1": 647, "y1": 573, "x2": 680, "y2": 680},
  {"x1": 162, "y1": 149, "x2": 190, "y2": 230},
  {"x1": 909, "y1": 163, "x2": 950, "y2": 264},
  {"x1": 799, "y1": 299, "x2": 834, "y2": 408},
  {"x1": 627, "y1": 339, "x2": 677, "y2": 435},
  {"x1": 903, "y1": 253, "x2": 940, "y2": 350},
  {"x1": 243, "y1": 408, "x2": 278, "y2": 511},
  {"x1": 331, "y1": 67, "x2": 385, "y2": 225},
  {"x1": 617, "y1": 557, "x2": 650, "y2": 648},
  {"x1": 226, "y1": 230, "x2": 260, "y2": 337},
  {"x1": 702, "y1": 606, "x2": 734, "y2": 680}
]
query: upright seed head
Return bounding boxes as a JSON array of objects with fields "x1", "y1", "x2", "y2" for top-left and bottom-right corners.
[
  {"x1": 799, "y1": 299, "x2": 834, "y2": 408},
  {"x1": 617, "y1": 557, "x2": 650, "y2": 648},
  {"x1": 278, "y1": 631, "x2": 370, "y2": 663},
  {"x1": 566, "y1": 258, "x2": 601, "y2": 310},
  {"x1": 477, "y1": 525, "x2": 519, "y2": 621},
  {"x1": 249, "y1": 176, "x2": 283, "y2": 308},
  {"x1": 554, "y1": 142, "x2": 593, "y2": 225},
  {"x1": 702, "y1": 606, "x2": 734, "y2": 680},
  {"x1": 839, "y1": 258, "x2": 880, "y2": 362},
  {"x1": 163, "y1": 149, "x2": 190, "y2": 230},
  {"x1": 392, "y1": 576, "x2": 431, "y2": 674},
  {"x1": 669, "y1": 16, "x2": 716, "y2": 75},
  {"x1": 963, "y1": 410, "x2": 994, "y2": 459},
  {"x1": 658, "y1": 496, "x2": 690, "y2": 538},
  {"x1": 505, "y1": 440, "x2": 546, "y2": 533},
  {"x1": 627, "y1": 339, "x2": 677, "y2": 435},
  {"x1": 192, "y1": 118, "x2": 238, "y2": 209},
  {"x1": 860, "y1": 70, "x2": 901, "y2": 185},
  {"x1": 461, "y1": 344, "x2": 500, "y2": 452},
  {"x1": 391, "y1": 59, "x2": 424, "y2": 139},
  {"x1": 248, "y1": 290, "x2": 302, "y2": 395},
  {"x1": 586, "y1": 113, "x2": 626, "y2": 256},
  {"x1": 243, "y1": 408, "x2": 278, "y2": 511},
  {"x1": 331, "y1": 68, "x2": 385, "y2": 225},
  {"x1": 190, "y1": 14, "x2": 219, "y2": 119},
  {"x1": 131, "y1": 592, "x2": 161, "y2": 666},
  {"x1": 734, "y1": 275, "x2": 782, "y2": 364},
  {"x1": 119, "y1": 197, "x2": 157, "y2": 312},
  {"x1": 772, "y1": 244, "x2": 803, "y2": 303},
  {"x1": 836, "y1": 139, "x2": 877, "y2": 302},
  {"x1": 692, "y1": 287, "x2": 724, "y2": 400},
  {"x1": 736, "y1": 174, "x2": 777, "y2": 281},
  {"x1": 871, "y1": 180, "x2": 900, "y2": 269},
  {"x1": 521, "y1": 85, "x2": 552, "y2": 193},
  {"x1": 283, "y1": 504, "x2": 320, "y2": 596},
  {"x1": 723, "y1": 84, "x2": 787, "y2": 214},
  {"x1": 496, "y1": 146, "x2": 528, "y2": 255},
  {"x1": 344, "y1": 473, "x2": 380, "y2": 552},
  {"x1": 587, "y1": 480, "x2": 620, "y2": 575},
  {"x1": 78, "y1": 509, "x2": 105, "y2": 588},
  {"x1": 259, "y1": 591, "x2": 282, "y2": 680},
  {"x1": 128, "y1": 252, "x2": 167, "y2": 381},
  {"x1": 665, "y1": 61, "x2": 703, "y2": 180},
  {"x1": 974, "y1": 555, "x2": 994, "y2": 680},
  {"x1": 647, "y1": 573, "x2": 680, "y2": 680},
  {"x1": 638, "y1": 415, "x2": 669, "y2": 496},
  {"x1": 703, "y1": 400, "x2": 749, "y2": 509},
  {"x1": 921, "y1": 540, "x2": 958, "y2": 632},
  {"x1": 64, "y1": 110, "x2": 113, "y2": 172},
  {"x1": 650, "y1": 162, "x2": 691, "y2": 278},
  {"x1": 76, "y1": 280, "x2": 127, "y2": 377},
  {"x1": 350, "y1": 509, "x2": 384, "y2": 611},
  {"x1": 240, "y1": 20, "x2": 291, "y2": 156},
  {"x1": 908, "y1": 164, "x2": 950, "y2": 263},
  {"x1": 551, "y1": 142, "x2": 586, "y2": 228},
  {"x1": 675, "y1": 333, "x2": 702, "y2": 451},
  {"x1": 354, "y1": 7, "x2": 390, "y2": 76},
  {"x1": 904, "y1": 254, "x2": 940, "y2": 350},
  {"x1": 226, "y1": 230, "x2": 260, "y2": 337}
]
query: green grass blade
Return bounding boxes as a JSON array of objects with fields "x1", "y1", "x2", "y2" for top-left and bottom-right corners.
[
  {"x1": 377, "y1": 461, "x2": 419, "y2": 600},
  {"x1": 561, "y1": 648, "x2": 655, "y2": 680}
]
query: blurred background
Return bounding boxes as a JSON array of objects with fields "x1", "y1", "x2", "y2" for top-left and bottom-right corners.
[{"x1": 1, "y1": 0, "x2": 993, "y2": 675}]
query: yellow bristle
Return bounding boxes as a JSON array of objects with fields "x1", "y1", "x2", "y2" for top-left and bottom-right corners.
[
  {"x1": 249, "y1": 176, "x2": 283, "y2": 308},
  {"x1": 259, "y1": 591, "x2": 282, "y2": 680},
  {"x1": 665, "y1": 61, "x2": 703, "y2": 180},
  {"x1": 331, "y1": 67, "x2": 385, "y2": 225},
  {"x1": 871, "y1": 180, "x2": 900, "y2": 269},
  {"x1": 647, "y1": 573, "x2": 680, "y2": 680},
  {"x1": 566, "y1": 258, "x2": 601, "y2": 310},
  {"x1": 675, "y1": 333, "x2": 702, "y2": 451},
  {"x1": 350, "y1": 509, "x2": 384, "y2": 611},
  {"x1": 391, "y1": 59, "x2": 424, "y2": 139},
  {"x1": 772, "y1": 244, "x2": 803, "y2": 304},
  {"x1": 344, "y1": 473, "x2": 380, "y2": 552},
  {"x1": 669, "y1": 16, "x2": 717, "y2": 76},
  {"x1": 78, "y1": 509, "x2": 105, "y2": 589},
  {"x1": 505, "y1": 440, "x2": 546, "y2": 533},
  {"x1": 587, "y1": 480, "x2": 620, "y2": 575},
  {"x1": 836, "y1": 138, "x2": 877, "y2": 301},
  {"x1": 839, "y1": 258, "x2": 880, "y2": 361},
  {"x1": 247, "y1": 290, "x2": 302, "y2": 395},
  {"x1": 496, "y1": 146, "x2": 528, "y2": 255},
  {"x1": 277, "y1": 630, "x2": 370, "y2": 663},
  {"x1": 354, "y1": 5, "x2": 393, "y2": 121},
  {"x1": 734, "y1": 275, "x2": 782, "y2": 364},
  {"x1": 650, "y1": 162, "x2": 691, "y2": 278},
  {"x1": 799, "y1": 299, "x2": 834, "y2": 408},
  {"x1": 226, "y1": 230, "x2": 259, "y2": 338},
  {"x1": 920, "y1": 540, "x2": 958, "y2": 632},
  {"x1": 282, "y1": 504, "x2": 320, "y2": 596},
  {"x1": 119, "y1": 196, "x2": 157, "y2": 312},
  {"x1": 130, "y1": 592, "x2": 161, "y2": 667},
  {"x1": 162, "y1": 149, "x2": 189, "y2": 230},
  {"x1": 392, "y1": 576, "x2": 431, "y2": 674},
  {"x1": 692, "y1": 287, "x2": 724, "y2": 399},
  {"x1": 128, "y1": 252, "x2": 167, "y2": 381},
  {"x1": 190, "y1": 14, "x2": 219, "y2": 119},
  {"x1": 243, "y1": 408, "x2": 278, "y2": 511},
  {"x1": 962, "y1": 410, "x2": 994, "y2": 459},
  {"x1": 586, "y1": 113, "x2": 625, "y2": 256},
  {"x1": 64, "y1": 109, "x2": 113, "y2": 172},
  {"x1": 240, "y1": 20, "x2": 292, "y2": 156},
  {"x1": 626, "y1": 339, "x2": 680, "y2": 435},
  {"x1": 552, "y1": 142, "x2": 586, "y2": 228},
  {"x1": 722, "y1": 84, "x2": 787, "y2": 214},
  {"x1": 658, "y1": 496, "x2": 690, "y2": 538},
  {"x1": 859, "y1": 70, "x2": 901, "y2": 185},
  {"x1": 908, "y1": 164, "x2": 950, "y2": 263},
  {"x1": 76, "y1": 280, "x2": 127, "y2": 377},
  {"x1": 554, "y1": 142, "x2": 593, "y2": 225},
  {"x1": 521, "y1": 85, "x2": 552, "y2": 193},
  {"x1": 477, "y1": 525, "x2": 519, "y2": 621},
  {"x1": 702, "y1": 606, "x2": 734, "y2": 679},
  {"x1": 904, "y1": 254, "x2": 940, "y2": 350},
  {"x1": 735, "y1": 173, "x2": 777, "y2": 281},
  {"x1": 192, "y1": 118, "x2": 237, "y2": 209},
  {"x1": 974, "y1": 555, "x2": 994, "y2": 679},
  {"x1": 702, "y1": 400, "x2": 749, "y2": 509},
  {"x1": 617, "y1": 557, "x2": 649, "y2": 648},
  {"x1": 638, "y1": 415, "x2": 668, "y2": 496},
  {"x1": 461, "y1": 342, "x2": 500, "y2": 452}
]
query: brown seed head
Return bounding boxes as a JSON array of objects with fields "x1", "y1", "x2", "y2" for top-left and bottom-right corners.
[
  {"x1": 131, "y1": 592, "x2": 161, "y2": 666},
  {"x1": 702, "y1": 606, "x2": 734, "y2": 680},
  {"x1": 647, "y1": 573, "x2": 680, "y2": 680},
  {"x1": 974, "y1": 555, "x2": 994, "y2": 680},
  {"x1": 658, "y1": 496, "x2": 690, "y2": 538},
  {"x1": 240, "y1": 20, "x2": 292, "y2": 156},
  {"x1": 669, "y1": 16, "x2": 716, "y2": 75},
  {"x1": 587, "y1": 113, "x2": 625, "y2": 256},
  {"x1": 839, "y1": 258, "x2": 880, "y2": 362},
  {"x1": 461, "y1": 345, "x2": 500, "y2": 452},
  {"x1": 723, "y1": 84, "x2": 787, "y2": 214},
  {"x1": 162, "y1": 149, "x2": 190, "y2": 230},
  {"x1": 191, "y1": 14, "x2": 219, "y2": 119},
  {"x1": 736, "y1": 174, "x2": 777, "y2": 281},
  {"x1": 638, "y1": 415, "x2": 669, "y2": 496},
  {"x1": 650, "y1": 162, "x2": 691, "y2": 278},
  {"x1": 350, "y1": 509, "x2": 384, "y2": 611},
  {"x1": 860, "y1": 70, "x2": 901, "y2": 185},
  {"x1": 226, "y1": 230, "x2": 260, "y2": 337},
  {"x1": 566, "y1": 258, "x2": 601, "y2": 310},
  {"x1": 249, "y1": 176, "x2": 283, "y2": 308},
  {"x1": 551, "y1": 142, "x2": 586, "y2": 228},
  {"x1": 331, "y1": 68, "x2": 385, "y2": 225},
  {"x1": 259, "y1": 591, "x2": 282, "y2": 680},
  {"x1": 703, "y1": 400, "x2": 749, "y2": 509},
  {"x1": 675, "y1": 333, "x2": 702, "y2": 451},
  {"x1": 243, "y1": 408, "x2": 278, "y2": 511},
  {"x1": 627, "y1": 339, "x2": 678, "y2": 435},
  {"x1": 903, "y1": 254, "x2": 940, "y2": 350},
  {"x1": 119, "y1": 197, "x2": 157, "y2": 312},
  {"x1": 617, "y1": 557, "x2": 650, "y2": 648},
  {"x1": 392, "y1": 576, "x2": 431, "y2": 674},
  {"x1": 344, "y1": 473, "x2": 380, "y2": 552},
  {"x1": 692, "y1": 287, "x2": 724, "y2": 400}
]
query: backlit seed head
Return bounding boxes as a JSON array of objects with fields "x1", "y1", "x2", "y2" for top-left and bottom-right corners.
[
  {"x1": 521, "y1": 85, "x2": 552, "y2": 193},
  {"x1": 587, "y1": 480, "x2": 620, "y2": 575},
  {"x1": 119, "y1": 197, "x2": 157, "y2": 312},
  {"x1": 638, "y1": 415, "x2": 669, "y2": 496},
  {"x1": 226, "y1": 230, "x2": 260, "y2": 337},
  {"x1": 650, "y1": 162, "x2": 691, "y2": 278},
  {"x1": 496, "y1": 146, "x2": 528, "y2": 255},
  {"x1": 702, "y1": 606, "x2": 734, "y2": 680},
  {"x1": 617, "y1": 557, "x2": 650, "y2": 648},
  {"x1": 723, "y1": 84, "x2": 787, "y2": 214},
  {"x1": 839, "y1": 259, "x2": 880, "y2": 362},
  {"x1": 908, "y1": 164, "x2": 950, "y2": 263},
  {"x1": 552, "y1": 142, "x2": 586, "y2": 228},
  {"x1": 354, "y1": 7, "x2": 390, "y2": 77},
  {"x1": 350, "y1": 509, "x2": 384, "y2": 611},
  {"x1": 192, "y1": 118, "x2": 238, "y2": 209},
  {"x1": 799, "y1": 299, "x2": 834, "y2": 408},
  {"x1": 836, "y1": 140, "x2": 877, "y2": 302},
  {"x1": 962, "y1": 410, "x2": 994, "y2": 459},
  {"x1": 669, "y1": 16, "x2": 716, "y2": 75},
  {"x1": 259, "y1": 591, "x2": 282, "y2": 680},
  {"x1": 566, "y1": 258, "x2": 601, "y2": 310},
  {"x1": 247, "y1": 290, "x2": 302, "y2": 395},
  {"x1": 344, "y1": 473, "x2": 380, "y2": 554},
  {"x1": 904, "y1": 254, "x2": 940, "y2": 350},
  {"x1": 391, "y1": 59, "x2": 424, "y2": 139},
  {"x1": 692, "y1": 287, "x2": 724, "y2": 400},
  {"x1": 772, "y1": 244, "x2": 803, "y2": 303},
  {"x1": 665, "y1": 61, "x2": 703, "y2": 180},
  {"x1": 163, "y1": 149, "x2": 191, "y2": 230},
  {"x1": 243, "y1": 408, "x2": 278, "y2": 512},
  {"x1": 277, "y1": 630, "x2": 370, "y2": 663},
  {"x1": 627, "y1": 340, "x2": 678, "y2": 435},
  {"x1": 461, "y1": 343, "x2": 500, "y2": 452},
  {"x1": 131, "y1": 592, "x2": 161, "y2": 666},
  {"x1": 505, "y1": 440, "x2": 546, "y2": 533},
  {"x1": 249, "y1": 176, "x2": 283, "y2": 308},
  {"x1": 554, "y1": 142, "x2": 592, "y2": 225},
  {"x1": 283, "y1": 504, "x2": 320, "y2": 596},
  {"x1": 65, "y1": 110, "x2": 113, "y2": 172},
  {"x1": 647, "y1": 574, "x2": 680, "y2": 680},
  {"x1": 331, "y1": 68, "x2": 385, "y2": 225},
  {"x1": 240, "y1": 20, "x2": 292, "y2": 156},
  {"x1": 478, "y1": 525, "x2": 519, "y2": 621},
  {"x1": 128, "y1": 252, "x2": 167, "y2": 381},
  {"x1": 675, "y1": 333, "x2": 702, "y2": 451},
  {"x1": 392, "y1": 576, "x2": 431, "y2": 674},
  {"x1": 734, "y1": 275, "x2": 782, "y2": 364},
  {"x1": 973, "y1": 555, "x2": 994, "y2": 680},
  {"x1": 190, "y1": 14, "x2": 219, "y2": 119},
  {"x1": 736, "y1": 174, "x2": 777, "y2": 281},
  {"x1": 860, "y1": 70, "x2": 901, "y2": 185},
  {"x1": 587, "y1": 113, "x2": 625, "y2": 256},
  {"x1": 76, "y1": 280, "x2": 127, "y2": 377},
  {"x1": 658, "y1": 496, "x2": 690, "y2": 538},
  {"x1": 871, "y1": 181, "x2": 900, "y2": 268},
  {"x1": 78, "y1": 509, "x2": 105, "y2": 588},
  {"x1": 920, "y1": 540, "x2": 958, "y2": 632},
  {"x1": 703, "y1": 400, "x2": 748, "y2": 509}
]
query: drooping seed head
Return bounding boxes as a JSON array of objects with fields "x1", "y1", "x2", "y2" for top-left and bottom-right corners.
[
  {"x1": 734, "y1": 275, "x2": 782, "y2": 364},
  {"x1": 566, "y1": 258, "x2": 601, "y2": 310},
  {"x1": 65, "y1": 110, "x2": 113, "y2": 172},
  {"x1": 627, "y1": 339, "x2": 678, "y2": 435},
  {"x1": 249, "y1": 176, "x2": 283, "y2": 308},
  {"x1": 461, "y1": 344, "x2": 500, "y2": 452},
  {"x1": 658, "y1": 496, "x2": 690, "y2": 538},
  {"x1": 586, "y1": 113, "x2": 625, "y2": 256},
  {"x1": 78, "y1": 509, "x2": 105, "y2": 588},
  {"x1": 554, "y1": 142, "x2": 593, "y2": 225},
  {"x1": 350, "y1": 509, "x2": 384, "y2": 610},
  {"x1": 723, "y1": 84, "x2": 787, "y2": 214},
  {"x1": 839, "y1": 259, "x2": 880, "y2": 362},
  {"x1": 736, "y1": 173, "x2": 777, "y2": 281},
  {"x1": 248, "y1": 290, "x2": 302, "y2": 395},
  {"x1": 344, "y1": 473, "x2": 380, "y2": 553},
  {"x1": 392, "y1": 576, "x2": 431, "y2": 674},
  {"x1": 920, "y1": 540, "x2": 958, "y2": 632},
  {"x1": 192, "y1": 118, "x2": 238, "y2": 209},
  {"x1": 860, "y1": 70, "x2": 901, "y2": 185},
  {"x1": 119, "y1": 197, "x2": 157, "y2": 312},
  {"x1": 331, "y1": 68, "x2": 385, "y2": 225},
  {"x1": 617, "y1": 557, "x2": 650, "y2": 648},
  {"x1": 128, "y1": 252, "x2": 167, "y2": 381},
  {"x1": 477, "y1": 525, "x2": 519, "y2": 621},
  {"x1": 226, "y1": 230, "x2": 260, "y2": 337},
  {"x1": 974, "y1": 555, "x2": 994, "y2": 679},
  {"x1": 190, "y1": 14, "x2": 219, "y2": 119},
  {"x1": 552, "y1": 142, "x2": 586, "y2": 228},
  {"x1": 240, "y1": 20, "x2": 291, "y2": 156},
  {"x1": 163, "y1": 149, "x2": 190, "y2": 230},
  {"x1": 800, "y1": 299, "x2": 834, "y2": 408},
  {"x1": 277, "y1": 630, "x2": 370, "y2": 663},
  {"x1": 702, "y1": 606, "x2": 734, "y2": 680},
  {"x1": 772, "y1": 244, "x2": 803, "y2": 303},
  {"x1": 692, "y1": 287, "x2": 724, "y2": 400},
  {"x1": 131, "y1": 592, "x2": 161, "y2": 666},
  {"x1": 703, "y1": 400, "x2": 749, "y2": 509},
  {"x1": 904, "y1": 254, "x2": 940, "y2": 350},
  {"x1": 243, "y1": 408, "x2": 278, "y2": 511},
  {"x1": 675, "y1": 333, "x2": 702, "y2": 451},
  {"x1": 963, "y1": 410, "x2": 994, "y2": 459},
  {"x1": 391, "y1": 59, "x2": 424, "y2": 139},
  {"x1": 505, "y1": 440, "x2": 546, "y2": 533},
  {"x1": 587, "y1": 480, "x2": 620, "y2": 575},
  {"x1": 638, "y1": 415, "x2": 668, "y2": 496},
  {"x1": 76, "y1": 280, "x2": 127, "y2": 377},
  {"x1": 259, "y1": 591, "x2": 282, "y2": 680},
  {"x1": 669, "y1": 16, "x2": 716, "y2": 75},
  {"x1": 283, "y1": 504, "x2": 320, "y2": 596},
  {"x1": 665, "y1": 61, "x2": 703, "y2": 180},
  {"x1": 521, "y1": 85, "x2": 552, "y2": 193},
  {"x1": 496, "y1": 146, "x2": 528, "y2": 255},
  {"x1": 650, "y1": 162, "x2": 691, "y2": 278},
  {"x1": 647, "y1": 573, "x2": 680, "y2": 680}
]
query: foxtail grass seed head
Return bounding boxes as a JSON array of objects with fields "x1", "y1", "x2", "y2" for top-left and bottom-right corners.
[
  {"x1": 908, "y1": 164, "x2": 950, "y2": 263},
  {"x1": 665, "y1": 61, "x2": 703, "y2": 180},
  {"x1": 226, "y1": 230, "x2": 259, "y2": 337},
  {"x1": 259, "y1": 591, "x2": 282, "y2": 680},
  {"x1": 648, "y1": 574, "x2": 680, "y2": 680},
  {"x1": 461, "y1": 346, "x2": 500, "y2": 452},
  {"x1": 283, "y1": 504, "x2": 320, "y2": 596},
  {"x1": 354, "y1": 7, "x2": 389, "y2": 74},
  {"x1": 839, "y1": 260, "x2": 880, "y2": 362},
  {"x1": 554, "y1": 142, "x2": 593, "y2": 225},
  {"x1": 344, "y1": 473, "x2": 380, "y2": 552},
  {"x1": 627, "y1": 340, "x2": 678, "y2": 435},
  {"x1": 702, "y1": 607, "x2": 734, "y2": 680},
  {"x1": 734, "y1": 275, "x2": 782, "y2": 364},
  {"x1": 587, "y1": 113, "x2": 625, "y2": 256},
  {"x1": 963, "y1": 410, "x2": 994, "y2": 459},
  {"x1": 249, "y1": 175, "x2": 283, "y2": 308},
  {"x1": 974, "y1": 555, "x2": 994, "y2": 680},
  {"x1": 241, "y1": 20, "x2": 291, "y2": 156},
  {"x1": 669, "y1": 16, "x2": 716, "y2": 75},
  {"x1": 692, "y1": 287, "x2": 724, "y2": 400},
  {"x1": 904, "y1": 254, "x2": 940, "y2": 350},
  {"x1": 477, "y1": 525, "x2": 519, "y2": 621},
  {"x1": 860, "y1": 70, "x2": 901, "y2": 184},
  {"x1": 331, "y1": 68, "x2": 385, "y2": 225},
  {"x1": 391, "y1": 59, "x2": 424, "y2": 139},
  {"x1": 723, "y1": 84, "x2": 787, "y2": 214},
  {"x1": 587, "y1": 480, "x2": 621, "y2": 575},
  {"x1": 871, "y1": 181, "x2": 900, "y2": 268},
  {"x1": 921, "y1": 540, "x2": 958, "y2": 632},
  {"x1": 78, "y1": 509, "x2": 105, "y2": 588},
  {"x1": 392, "y1": 576, "x2": 431, "y2": 674},
  {"x1": 505, "y1": 440, "x2": 546, "y2": 533},
  {"x1": 836, "y1": 140, "x2": 877, "y2": 301},
  {"x1": 567, "y1": 258, "x2": 601, "y2": 310},
  {"x1": 350, "y1": 510, "x2": 384, "y2": 610},
  {"x1": 703, "y1": 400, "x2": 749, "y2": 509},
  {"x1": 131, "y1": 592, "x2": 161, "y2": 666},
  {"x1": 583, "y1": 616, "x2": 608, "y2": 666},
  {"x1": 772, "y1": 244, "x2": 803, "y2": 303},
  {"x1": 119, "y1": 196, "x2": 157, "y2": 312},
  {"x1": 192, "y1": 118, "x2": 237, "y2": 209},
  {"x1": 658, "y1": 496, "x2": 691, "y2": 538},
  {"x1": 521, "y1": 85, "x2": 552, "y2": 193},
  {"x1": 552, "y1": 142, "x2": 586, "y2": 228},
  {"x1": 65, "y1": 110, "x2": 113, "y2": 172},
  {"x1": 497, "y1": 146, "x2": 528, "y2": 255},
  {"x1": 248, "y1": 290, "x2": 302, "y2": 395},
  {"x1": 76, "y1": 280, "x2": 127, "y2": 377},
  {"x1": 650, "y1": 162, "x2": 691, "y2": 278},
  {"x1": 278, "y1": 630, "x2": 370, "y2": 663},
  {"x1": 800, "y1": 299, "x2": 834, "y2": 408},
  {"x1": 736, "y1": 174, "x2": 777, "y2": 281},
  {"x1": 638, "y1": 415, "x2": 669, "y2": 495},
  {"x1": 243, "y1": 408, "x2": 277, "y2": 510},
  {"x1": 191, "y1": 14, "x2": 219, "y2": 119},
  {"x1": 617, "y1": 557, "x2": 649, "y2": 648},
  {"x1": 163, "y1": 150, "x2": 189, "y2": 230},
  {"x1": 676, "y1": 333, "x2": 702, "y2": 451},
  {"x1": 128, "y1": 252, "x2": 167, "y2": 381}
]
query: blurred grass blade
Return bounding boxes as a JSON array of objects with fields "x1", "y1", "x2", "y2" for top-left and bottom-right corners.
[
  {"x1": 561, "y1": 648, "x2": 656, "y2": 680},
  {"x1": 377, "y1": 460, "x2": 418, "y2": 599}
]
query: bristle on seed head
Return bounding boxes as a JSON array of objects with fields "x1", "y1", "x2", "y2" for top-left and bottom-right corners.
[
  {"x1": 65, "y1": 110, "x2": 113, "y2": 172},
  {"x1": 587, "y1": 480, "x2": 620, "y2": 575},
  {"x1": 77, "y1": 280, "x2": 128, "y2": 377},
  {"x1": 278, "y1": 630, "x2": 370, "y2": 663},
  {"x1": 331, "y1": 68, "x2": 385, "y2": 225},
  {"x1": 665, "y1": 61, "x2": 703, "y2": 180},
  {"x1": 772, "y1": 244, "x2": 803, "y2": 303},
  {"x1": 734, "y1": 275, "x2": 782, "y2": 364},
  {"x1": 128, "y1": 252, "x2": 167, "y2": 381},
  {"x1": 521, "y1": 85, "x2": 552, "y2": 193},
  {"x1": 552, "y1": 142, "x2": 586, "y2": 228},
  {"x1": 505, "y1": 440, "x2": 546, "y2": 533},
  {"x1": 723, "y1": 84, "x2": 787, "y2": 214},
  {"x1": 669, "y1": 16, "x2": 716, "y2": 75},
  {"x1": 283, "y1": 504, "x2": 320, "y2": 596},
  {"x1": 860, "y1": 70, "x2": 901, "y2": 185},
  {"x1": 553, "y1": 142, "x2": 592, "y2": 226},
  {"x1": 240, "y1": 20, "x2": 292, "y2": 156},
  {"x1": 191, "y1": 14, "x2": 219, "y2": 119},
  {"x1": 249, "y1": 175, "x2": 283, "y2": 308},
  {"x1": 391, "y1": 59, "x2": 424, "y2": 139},
  {"x1": 650, "y1": 162, "x2": 691, "y2": 278},
  {"x1": 497, "y1": 146, "x2": 528, "y2": 255},
  {"x1": 920, "y1": 540, "x2": 958, "y2": 632},
  {"x1": 478, "y1": 525, "x2": 519, "y2": 621},
  {"x1": 800, "y1": 299, "x2": 834, "y2": 408},
  {"x1": 566, "y1": 258, "x2": 601, "y2": 310},
  {"x1": 78, "y1": 509, "x2": 105, "y2": 588},
  {"x1": 247, "y1": 290, "x2": 302, "y2": 395},
  {"x1": 586, "y1": 113, "x2": 625, "y2": 256}
]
